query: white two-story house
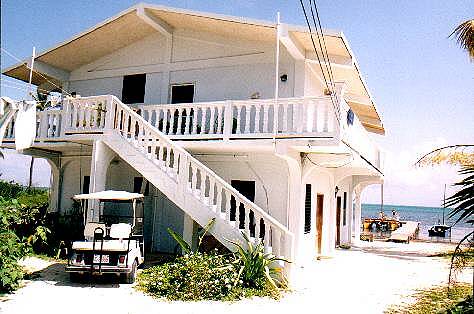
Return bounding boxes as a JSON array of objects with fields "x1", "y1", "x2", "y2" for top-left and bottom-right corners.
[{"x1": 1, "y1": 3, "x2": 384, "y2": 270}]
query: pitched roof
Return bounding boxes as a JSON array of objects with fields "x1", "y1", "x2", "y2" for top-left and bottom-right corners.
[{"x1": 2, "y1": 3, "x2": 383, "y2": 134}]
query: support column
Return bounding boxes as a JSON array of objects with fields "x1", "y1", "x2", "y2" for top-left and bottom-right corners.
[
  {"x1": 275, "y1": 144, "x2": 302, "y2": 264},
  {"x1": 353, "y1": 189, "x2": 362, "y2": 245},
  {"x1": 182, "y1": 214, "x2": 194, "y2": 251},
  {"x1": 89, "y1": 140, "x2": 115, "y2": 222},
  {"x1": 48, "y1": 164, "x2": 60, "y2": 212}
]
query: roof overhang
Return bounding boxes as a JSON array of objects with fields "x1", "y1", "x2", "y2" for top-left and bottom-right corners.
[
  {"x1": 2, "y1": 2, "x2": 384, "y2": 134},
  {"x1": 73, "y1": 190, "x2": 144, "y2": 201}
]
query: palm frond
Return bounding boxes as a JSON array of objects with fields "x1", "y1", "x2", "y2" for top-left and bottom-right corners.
[
  {"x1": 167, "y1": 227, "x2": 191, "y2": 254},
  {"x1": 197, "y1": 217, "x2": 216, "y2": 249},
  {"x1": 450, "y1": 19, "x2": 474, "y2": 60},
  {"x1": 445, "y1": 165, "x2": 474, "y2": 225}
]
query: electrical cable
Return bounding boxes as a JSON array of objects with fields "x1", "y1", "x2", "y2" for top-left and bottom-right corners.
[
  {"x1": 298, "y1": 0, "x2": 340, "y2": 123},
  {"x1": 310, "y1": 0, "x2": 340, "y2": 107}
]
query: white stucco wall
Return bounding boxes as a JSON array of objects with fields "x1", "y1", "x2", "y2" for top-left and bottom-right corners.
[
  {"x1": 59, "y1": 157, "x2": 91, "y2": 213},
  {"x1": 66, "y1": 29, "x2": 298, "y2": 104},
  {"x1": 106, "y1": 158, "x2": 184, "y2": 253},
  {"x1": 336, "y1": 177, "x2": 353, "y2": 245},
  {"x1": 301, "y1": 168, "x2": 335, "y2": 260}
]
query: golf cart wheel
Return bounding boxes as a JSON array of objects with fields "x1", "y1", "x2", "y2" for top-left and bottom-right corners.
[{"x1": 123, "y1": 260, "x2": 137, "y2": 284}]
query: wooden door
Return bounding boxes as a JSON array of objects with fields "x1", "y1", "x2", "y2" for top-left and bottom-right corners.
[
  {"x1": 336, "y1": 196, "x2": 342, "y2": 246},
  {"x1": 316, "y1": 194, "x2": 324, "y2": 254}
]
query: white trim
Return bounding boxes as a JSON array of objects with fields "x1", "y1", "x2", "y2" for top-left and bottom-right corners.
[{"x1": 136, "y1": 5, "x2": 173, "y2": 38}]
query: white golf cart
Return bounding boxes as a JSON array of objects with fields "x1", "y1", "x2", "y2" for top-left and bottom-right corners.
[{"x1": 65, "y1": 190, "x2": 145, "y2": 283}]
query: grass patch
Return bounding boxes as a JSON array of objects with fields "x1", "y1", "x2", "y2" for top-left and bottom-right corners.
[
  {"x1": 385, "y1": 284, "x2": 473, "y2": 314},
  {"x1": 432, "y1": 248, "x2": 474, "y2": 261}
]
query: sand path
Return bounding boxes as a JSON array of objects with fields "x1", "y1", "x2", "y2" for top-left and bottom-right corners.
[{"x1": 0, "y1": 241, "x2": 470, "y2": 314}]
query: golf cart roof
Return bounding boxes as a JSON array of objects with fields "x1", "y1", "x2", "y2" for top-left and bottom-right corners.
[{"x1": 73, "y1": 190, "x2": 144, "y2": 201}]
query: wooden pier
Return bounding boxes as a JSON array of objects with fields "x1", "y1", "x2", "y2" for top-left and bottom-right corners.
[{"x1": 389, "y1": 221, "x2": 420, "y2": 243}]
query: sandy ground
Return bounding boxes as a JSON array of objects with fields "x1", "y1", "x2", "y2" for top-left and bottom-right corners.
[{"x1": 0, "y1": 241, "x2": 471, "y2": 314}]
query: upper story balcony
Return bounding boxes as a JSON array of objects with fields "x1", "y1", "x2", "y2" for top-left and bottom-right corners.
[{"x1": 2, "y1": 94, "x2": 383, "y2": 173}]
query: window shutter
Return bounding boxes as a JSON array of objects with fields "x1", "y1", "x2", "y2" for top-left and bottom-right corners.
[{"x1": 304, "y1": 184, "x2": 312, "y2": 233}]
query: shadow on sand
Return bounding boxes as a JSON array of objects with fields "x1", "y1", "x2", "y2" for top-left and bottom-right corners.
[{"x1": 25, "y1": 253, "x2": 177, "y2": 288}]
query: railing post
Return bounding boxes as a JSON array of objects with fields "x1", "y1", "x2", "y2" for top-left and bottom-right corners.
[
  {"x1": 103, "y1": 95, "x2": 115, "y2": 131},
  {"x1": 39, "y1": 112, "x2": 48, "y2": 139},
  {"x1": 223, "y1": 100, "x2": 232, "y2": 140}
]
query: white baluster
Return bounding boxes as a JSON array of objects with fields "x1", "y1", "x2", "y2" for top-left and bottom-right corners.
[
  {"x1": 244, "y1": 105, "x2": 251, "y2": 134},
  {"x1": 209, "y1": 106, "x2": 216, "y2": 134},
  {"x1": 176, "y1": 108, "x2": 183, "y2": 135},
  {"x1": 235, "y1": 105, "x2": 241, "y2": 134},
  {"x1": 254, "y1": 214, "x2": 261, "y2": 242},
  {"x1": 169, "y1": 109, "x2": 175, "y2": 135},
  {"x1": 262, "y1": 104, "x2": 269, "y2": 133},
  {"x1": 185, "y1": 108, "x2": 191, "y2": 134},
  {"x1": 217, "y1": 106, "x2": 223, "y2": 135},
  {"x1": 225, "y1": 191, "x2": 232, "y2": 222},
  {"x1": 254, "y1": 104, "x2": 261, "y2": 133},
  {"x1": 191, "y1": 109, "x2": 198, "y2": 135},
  {"x1": 200, "y1": 108, "x2": 206, "y2": 134},
  {"x1": 282, "y1": 103, "x2": 288, "y2": 133}
]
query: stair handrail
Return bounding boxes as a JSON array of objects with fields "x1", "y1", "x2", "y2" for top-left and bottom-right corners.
[{"x1": 104, "y1": 95, "x2": 293, "y2": 238}]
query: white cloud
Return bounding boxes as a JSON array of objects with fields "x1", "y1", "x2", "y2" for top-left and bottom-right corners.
[{"x1": 362, "y1": 137, "x2": 460, "y2": 207}]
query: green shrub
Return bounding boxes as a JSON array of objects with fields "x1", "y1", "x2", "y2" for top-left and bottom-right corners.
[
  {"x1": 0, "y1": 225, "x2": 28, "y2": 293},
  {"x1": 0, "y1": 180, "x2": 26, "y2": 200},
  {"x1": 137, "y1": 251, "x2": 241, "y2": 301},
  {"x1": 0, "y1": 181, "x2": 54, "y2": 292}
]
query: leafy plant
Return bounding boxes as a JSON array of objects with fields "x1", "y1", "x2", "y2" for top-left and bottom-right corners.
[
  {"x1": 0, "y1": 229, "x2": 28, "y2": 292},
  {"x1": 136, "y1": 251, "x2": 241, "y2": 301},
  {"x1": 227, "y1": 232, "x2": 289, "y2": 292},
  {"x1": 167, "y1": 218, "x2": 215, "y2": 254}
]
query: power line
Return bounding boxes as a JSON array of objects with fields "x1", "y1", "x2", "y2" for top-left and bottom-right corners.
[
  {"x1": 1, "y1": 47, "x2": 72, "y2": 97},
  {"x1": 309, "y1": 0, "x2": 339, "y2": 107},
  {"x1": 1, "y1": 80, "x2": 57, "y2": 96},
  {"x1": 298, "y1": 0, "x2": 340, "y2": 123}
]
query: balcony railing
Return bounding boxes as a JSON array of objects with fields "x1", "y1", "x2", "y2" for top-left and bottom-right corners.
[
  {"x1": 137, "y1": 96, "x2": 338, "y2": 140},
  {"x1": 2, "y1": 95, "x2": 382, "y2": 171}
]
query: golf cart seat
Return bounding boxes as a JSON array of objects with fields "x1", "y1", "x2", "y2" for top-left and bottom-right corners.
[
  {"x1": 84, "y1": 222, "x2": 106, "y2": 241},
  {"x1": 110, "y1": 223, "x2": 132, "y2": 239}
]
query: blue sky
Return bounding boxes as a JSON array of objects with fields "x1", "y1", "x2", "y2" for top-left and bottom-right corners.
[{"x1": 1, "y1": 1, "x2": 473, "y2": 206}]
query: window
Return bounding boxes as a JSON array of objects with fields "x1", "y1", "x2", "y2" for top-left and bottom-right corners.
[
  {"x1": 304, "y1": 184, "x2": 312, "y2": 233},
  {"x1": 343, "y1": 192, "x2": 347, "y2": 226},
  {"x1": 170, "y1": 84, "x2": 194, "y2": 104},
  {"x1": 122, "y1": 74, "x2": 146, "y2": 104}
]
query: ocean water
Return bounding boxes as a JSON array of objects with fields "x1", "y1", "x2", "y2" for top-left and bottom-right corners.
[{"x1": 362, "y1": 204, "x2": 473, "y2": 242}]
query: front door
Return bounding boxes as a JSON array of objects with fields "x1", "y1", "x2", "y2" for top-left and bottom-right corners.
[
  {"x1": 336, "y1": 196, "x2": 342, "y2": 246},
  {"x1": 316, "y1": 194, "x2": 324, "y2": 254}
]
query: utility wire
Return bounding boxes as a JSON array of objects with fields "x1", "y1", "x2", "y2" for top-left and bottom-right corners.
[
  {"x1": 310, "y1": 0, "x2": 339, "y2": 107},
  {"x1": 299, "y1": 0, "x2": 340, "y2": 123},
  {"x1": 1, "y1": 47, "x2": 72, "y2": 97},
  {"x1": 1, "y1": 80, "x2": 56, "y2": 96}
]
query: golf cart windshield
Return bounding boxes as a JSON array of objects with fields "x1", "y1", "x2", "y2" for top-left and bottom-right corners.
[{"x1": 73, "y1": 190, "x2": 144, "y2": 234}]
